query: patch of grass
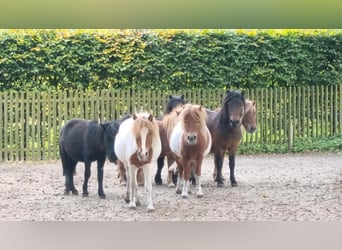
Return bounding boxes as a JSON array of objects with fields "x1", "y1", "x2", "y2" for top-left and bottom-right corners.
[{"x1": 238, "y1": 134, "x2": 342, "y2": 155}]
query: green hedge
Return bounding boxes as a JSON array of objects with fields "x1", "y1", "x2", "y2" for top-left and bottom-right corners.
[{"x1": 0, "y1": 29, "x2": 341, "y2": 91}]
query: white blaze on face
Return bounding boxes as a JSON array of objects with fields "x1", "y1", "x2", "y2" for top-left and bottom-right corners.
[{"x1": 138, "y1": 126, "x2": 149, "y2": 160}]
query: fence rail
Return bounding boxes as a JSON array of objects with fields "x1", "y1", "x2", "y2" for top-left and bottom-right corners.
[{"x1": 0, "y1": 85, "x2": 341, "y2": 161}]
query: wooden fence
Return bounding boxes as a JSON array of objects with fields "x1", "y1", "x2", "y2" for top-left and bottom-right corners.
[{"x1": 0, "y1": 85, "x2": 341, "y2": 161}]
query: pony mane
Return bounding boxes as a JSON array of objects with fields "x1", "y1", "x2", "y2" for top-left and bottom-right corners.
[
  {"x1": 132, "y1": 113, "x2": 159, "y2": 137},
  {"x1": 179, "y1": 104, "x2": 207, "y2": 134},
  {"x1": 161, "y1": 106, "x2": 183, "y2": 140},
  {"x1": 244, "y1": 99, "x2": 255, "y2": 114}
]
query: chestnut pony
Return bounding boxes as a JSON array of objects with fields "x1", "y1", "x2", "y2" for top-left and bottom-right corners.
[
  {"x1": 170, "y1": 104, "x2": 212, "y2": 198},
  {"x1": 206, "y1": 90, "x2": 256, "y2": 187},
  {"x1": 114, "y1": 113, "x2": 161, "y2": 211},
  {"x1": 155, "y1": 95, "x2": 186, "y2": 185}
]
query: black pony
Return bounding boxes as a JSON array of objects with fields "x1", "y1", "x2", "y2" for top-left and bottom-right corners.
[
  {"x1": 59, "y1": 118, "x2": 123, "y2": 198},
  {"x1": 154, "y1": 94, "x2": 186, "y2": 185}
]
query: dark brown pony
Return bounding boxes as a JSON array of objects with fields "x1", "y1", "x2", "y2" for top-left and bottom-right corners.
[
  {"x1": 170, "y1": 104, "x2": 212, "y2": 198},
  {"x1": 206, "y1": 90, "x2": 247, "y2": 187},
  {"x1": 212, "y1": 98, "x2": 257, "y2": 181}
]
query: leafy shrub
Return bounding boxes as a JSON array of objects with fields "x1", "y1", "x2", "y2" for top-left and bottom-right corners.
[{"x1": 0, "y1": 29, "x2": 341, "y2": 91}]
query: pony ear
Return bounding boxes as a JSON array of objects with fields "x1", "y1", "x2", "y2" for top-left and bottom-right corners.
[
  {"x1": 180, "y1": 94, "x2": 185, "y2": 100},
  {"x1": 198, "y1": 105, "x2": 202, "y2": 111},
  {"x1": 168, "y1": 95, "x2": 173, "y2": 100},
  {"x1": 133, "y1": 114, "x2": 137, "y2": 120},
  {"x1": 148, "y1": 114, "x2": 153, "y2": 122},
  {"x1": 241, "y1": 90, "x2": 245, "y2": 97},
  {"x1": 226, "y1": 89, "x2": 231, "y2": 95},
  {"x1": 252, "y1": 100, "x2": 256, "y2": 106}
]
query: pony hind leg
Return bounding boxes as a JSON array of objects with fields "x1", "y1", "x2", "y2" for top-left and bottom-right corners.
[
  {"x1": 60, "y1": 151, "x2": 78, "y2": 195},
  {"x1": 154, "y1": 156, "x2": 165, "y2": 185}
]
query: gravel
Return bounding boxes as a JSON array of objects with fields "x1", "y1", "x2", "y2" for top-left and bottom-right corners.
[{"x1": 0, "y1": 152, "x2": 341, "y2": 221}]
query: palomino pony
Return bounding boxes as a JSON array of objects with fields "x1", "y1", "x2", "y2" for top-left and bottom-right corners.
[
  {"x1": 59, "y1": 118, "x2": 121, "y2": 198},
  {"x1": 114, "y1": 113, "x2": 161, "y2": 211},
  {"x1": 170, "y1": 104, "x2": 212, "y2": 198},
  {"x1": 155, "y1": 94, "x2": 186, "y2": 185},
  {"x1": 206, "y1": 89, "x2": 251, "y2": 187}
]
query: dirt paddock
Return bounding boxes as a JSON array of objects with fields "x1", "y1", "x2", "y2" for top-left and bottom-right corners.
[{"x1": 0, "y1": 152, "x2": 341, "y2": 221}]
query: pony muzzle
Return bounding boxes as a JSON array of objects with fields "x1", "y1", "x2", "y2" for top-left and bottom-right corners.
[
  {"x1": 137, "y1": 149, "x2": 149, "y2": 161},
  {"x1": 186, "y1": 133, "x2": 198, "y2": 145},
  {"x1": 230, "y1": 119, "x2": 241, "y2": 128}
]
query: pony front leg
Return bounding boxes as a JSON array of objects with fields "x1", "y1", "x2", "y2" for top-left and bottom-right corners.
[
  {"x1": 128, "y1": 165, "x2": 138, "y2": 209},
  {"x1": 97, "y1": 158, "x2": 106, "y2": 199},
  {"x1": 194, "y1": 174, "x2": 203, "y2": 198},
  {"x1": 82, "y1": 161, "x2": 91, "y2": 197},
  {"x1": 214, "y1": 152, "x2": 225, "y2": 187},
  {"x1": 143, "y1": 164, "x2": 155, "y2": 212},
  {"x1": 181, "y1": 162, "x2": 191, "y2": 198}
]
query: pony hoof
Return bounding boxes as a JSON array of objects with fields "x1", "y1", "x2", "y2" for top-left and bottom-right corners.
[
  {"x1": 231, "y1": 182, "x2": 238, "y2": 187},
  {"x1": 136, "y1": 200, "x2": 141, "y2": 206},
  {"x1": 71, "y1": 190, "x2": 79, "y2": 195},
  {"x1": 99, "y1": 194, "x2": 106, "y2": 199},
  {"x1": 197, "y1": 194, "x2": 204, "y2": 198},
  {"x1": 124, "y1": 197, "x2": 130, "y2": 203},
  {"x1": 217, "y1": 183, "x2": 224, "y2": 188},
  {"x1": 168, "y1": 183, "x2": 175, "y2": 188},
  {"x1": 154, "y1": 176, "x2": 163, "y2": 185},
  {"x1": 147, "y1": 206, "x2": 155, "y2": 212},
  {"x1": 82, "y1": 193, "x2": 89, "y2": 197},
  {"x1": 181, "y1": 192, "x2": 188, "y2": 198},
  {"x1": 129, "y1": 201, "x2": 137, "y2": 209},
  {"x1": 64, "y1": 190, "x2": 70, "y2": 195},
  {"x1": 176, "y1": 189, "x2": 182, "y2": 194}
]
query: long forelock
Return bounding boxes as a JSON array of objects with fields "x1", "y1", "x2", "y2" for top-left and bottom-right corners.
[
  {"x1": 132, "y1": 115, "x2": 158, "y2": 138},
  {"x1": 180, "y1": 105, "x2": 207, "y2": 134}
]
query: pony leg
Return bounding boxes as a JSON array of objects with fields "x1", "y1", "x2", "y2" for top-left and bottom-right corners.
[
  {"x1": 128, "y1": 166, "x2": 138, "y2": 209},
  {"x1": 97, "y1": 158, "x2": 106, "y2": 198},
  {"x1": 194, "y1": 174, "x2": 203, "y2": 198},
  {"x1": 82, "y1": 161, "x2": 91, "y2": 197},
  {"x1": 60, "y1": 147, "x2": 78, "y2": 195},
  {"x1": 154, "y1": 156, "x2": 165, "y2": 185},
  {"x1": 118, "y1": 161, "x2": 127, "y2": 186},
  {"x1": 176, "y1": 164, "x2": 184, "y2": 194},
  {"x1": 64, "y1": 162, "x2": 78, "y2": 195},
  {"x1": 229, "y1": 154, "x2": 238, "y2": 187},
  {"x1": 181, "y1": 162, "x2": 191, "y2": 198},
  {"x1": 167, "y1": 161, "x2": 177, "y2": 187},
  {"x1": 214, "y1": 153, "x2": 225, "y2": 187},
  {"x1": 143, "y1": 164, "x2": 155, "y2": 212},
  {"x1": 194, "y1": 160, "x2": 203, "y2": 198}
]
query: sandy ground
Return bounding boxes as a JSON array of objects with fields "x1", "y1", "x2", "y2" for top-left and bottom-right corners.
[{"x1": 0, "y1": 152, "x2": 341, "y2": 221}]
